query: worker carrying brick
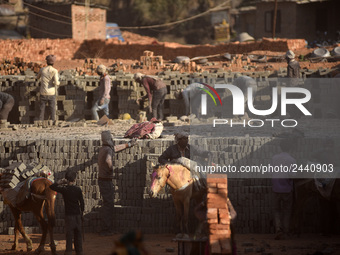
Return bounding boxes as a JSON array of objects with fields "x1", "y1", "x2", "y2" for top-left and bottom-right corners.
[
  {"x1": 98, "y1": 130, "x2": 137, "y2": 236},
  {"x1": 37, "y1": 55, "x2": 60, "y2": 122},
  {"x1": 0, "y1": 92, "x2": 15, "y2": 124},
  {"x1": 92, "y1": 65, "x2": 111, "y2": 121},
  {"x1": 134, "y1": 73, "x2": 167, "y2": 121}
]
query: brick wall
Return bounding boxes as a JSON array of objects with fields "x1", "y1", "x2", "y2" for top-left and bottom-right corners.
[
  {"x1": 255, "y1": 2, "x2": 297, "y2": 40},
  {"x1": 28, "y1": 4, "x2": 106, "y2": 40},
  {"x1": 71, "y1": 5, "x2": 106, "y2": 41}
]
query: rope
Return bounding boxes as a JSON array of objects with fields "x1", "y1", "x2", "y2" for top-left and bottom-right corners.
[
  {"x1": 23, "y1": 2, "x2": 72, "y2": 20},
  {"x1": 28, "y1": 10, "x2": 72, "y2": 25},
  {"x1": 119, "y1": 1, "x2": 231, "y2": 30},
  {"x1": 28, "y1": 25, "x2": 71, "y2": 38}
]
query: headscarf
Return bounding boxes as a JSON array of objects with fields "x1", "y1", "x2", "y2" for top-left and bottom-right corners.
[{"x1": 101, "y1": 130, "x2": 114, "y2": 147}]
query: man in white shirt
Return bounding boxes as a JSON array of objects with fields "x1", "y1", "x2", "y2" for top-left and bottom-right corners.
[{"x1": 37, "y1": 55, "x2": 60, "y2": 122}]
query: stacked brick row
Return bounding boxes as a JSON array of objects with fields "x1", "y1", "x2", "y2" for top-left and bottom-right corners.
[
  {"x1": 304, "y1": 79, "x2": 340, "y2": 119},
  {"x1": 115, "y1": 73, "x2": 141, "y2": 117},
  {"x1": 207, "y1": 174, "x2": 232, "y2": 255},
  {"x1": 140, "y1": 50, "x2": 163, "y2": 70},
  {"x1": 1, "y1": 137, "x2": 338, "y2": 235},
  {"x1": 1, "y1": 70, "x2": 337, "y2": 124}
]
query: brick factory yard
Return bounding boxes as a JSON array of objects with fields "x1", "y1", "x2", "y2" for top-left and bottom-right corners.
[
  {"x1": 0, "y1": 233, "x2": 340, "y2": 255},
  {"x1": 1, "y1": 32, "x2": 340, "y2": 255}
]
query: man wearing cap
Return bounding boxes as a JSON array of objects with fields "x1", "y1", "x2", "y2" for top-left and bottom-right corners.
[
  {"x1": 92, "y1": 65, "x2": 111, "y2": 121},
  {"x1": 158, "y1": 132, "x2": 210, "y2": 165},
  {"x1": 0, "y1": 92, "x2": 15, "y2": 124},
  {"x1": 134, "y1": 73, "x2": 167, "y2": 120},
  {"x1": 98, "y1": 131, "x2": 137, "y2": 236},
  {"x1": 37, "y1": 55, "x2": 60, "y2": 122},
  {"x1": 285, "y1": 50, "x2": 301, "y2": 80}
]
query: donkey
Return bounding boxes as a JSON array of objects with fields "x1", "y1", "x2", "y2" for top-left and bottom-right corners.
[
  {"x1": 150, "y1": 164, "x2": 206, "y2": 238},
  {"x1": 0, "y1": 176, "x2": 57, "y2": 254}
]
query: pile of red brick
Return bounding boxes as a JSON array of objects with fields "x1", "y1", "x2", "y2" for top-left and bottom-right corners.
[
  {"x1": 207, "y1": 174, "x2": 232, "y2": 255},
  {"x1": 0, "y1": 39, "x2": 81, "y2": 63},
  {"x1": 0, "y1": 37, "x2": 307, "y2": 63},
  {"x1": 0, "y1": 57, "x2": 43, "y2": 75}
]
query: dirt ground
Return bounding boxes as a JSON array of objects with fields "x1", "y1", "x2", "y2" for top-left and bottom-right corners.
[{"x1": 0, "y1": 233, "x2": 340, "y2": 255}]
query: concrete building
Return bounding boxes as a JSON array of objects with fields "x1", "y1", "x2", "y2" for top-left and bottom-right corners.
[
  {"x1": 27, "y1": 1, "x2": 107, "y2": 40},
  {"x1": 234, "y1": 0, "x2": 340, "y2": 42}
]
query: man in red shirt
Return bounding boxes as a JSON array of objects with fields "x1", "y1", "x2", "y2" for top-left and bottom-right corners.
[{"x1": 134, "y1": 73, "x2": 167, "y2": 120}]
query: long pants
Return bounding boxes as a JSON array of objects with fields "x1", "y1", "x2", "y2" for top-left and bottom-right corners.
[
  {"x1": 0, "y1": 97, "x2": 14, "y2": 121},
  {"x1": 91, "y1": 98, "x2": 110, "y2": 121},
  {"x1": 39, "y1": 95, "x2": 56, "y2": 121},
  {"x1": 152, "y1": 87, "x2": 167, "y2": 120},
  {"x1": 273, "y1": 192, "x2": 293, "y2": 234},
  {"x1": 98, "y1": 179, "x2": 114, "y2": 232},
  {"x1": 64, "y1": 215, "x2": 83, "y2": 255}
]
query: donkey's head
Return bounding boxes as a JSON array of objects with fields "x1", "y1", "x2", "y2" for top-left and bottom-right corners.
[{"x1": 149, "y1": 163, "x2": 170, "y2": 198}]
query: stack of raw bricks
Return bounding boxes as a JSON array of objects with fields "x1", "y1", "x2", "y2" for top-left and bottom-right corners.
[
  {"x1": 0, "y1": 58, "x2": 42, "y2": 75},
  {"x1": 140, "y1": 50, "x2": 163, "y2": 70},
  {"x1": 0, "y1": 39, "x2": 80, "y2": 63},
  {"x1": 207, "y1": 173, "x2": 232, "y2": 255}
]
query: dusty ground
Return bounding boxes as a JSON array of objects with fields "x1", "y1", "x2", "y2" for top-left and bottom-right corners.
[
  {"x1": 1, "y1": 118, "x2": 340, "y2": 141},
  {"x1": 0, "y1": 233, "x2": 340, "y2": 255}
]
